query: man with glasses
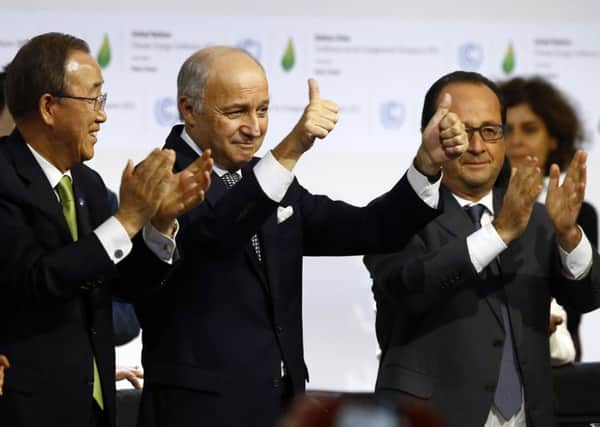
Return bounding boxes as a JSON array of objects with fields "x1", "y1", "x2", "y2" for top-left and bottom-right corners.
[
  {"x1": 364, "y1": 71, "x2": 600, "y2": 427},
  {"x1": 0, "y1": 32, "x2": 212, "y2": 427}
]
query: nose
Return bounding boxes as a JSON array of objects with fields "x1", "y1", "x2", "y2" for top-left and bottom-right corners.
[
  {"x1": 96, "y1": 108, "x2": 107, "y2": 124},
  {"x1": 468, "y1": 132, "x2": 485, "y2": 154},
  {"x1": 241, "y1": 113, "x2": 261, "y2": 137}
]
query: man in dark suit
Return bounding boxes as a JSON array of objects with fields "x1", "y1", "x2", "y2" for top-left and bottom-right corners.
[
  {"x1": 135, "y1": 46, "x2": 470, "y2": 427},
  {"x1": 0, "y1": 33, "x2": 212, "y2": 427},
  {"x1": 364, "y1": 71, "x2": 600, "y2": 427}
]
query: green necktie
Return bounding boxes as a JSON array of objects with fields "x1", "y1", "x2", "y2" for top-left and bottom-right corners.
[{"x1": 56, "y1": 176, "x2": 104, "y2": 410}]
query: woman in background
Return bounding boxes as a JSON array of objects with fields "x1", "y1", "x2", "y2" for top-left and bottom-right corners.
[{"x1": 499, "y1": 76, "x2": 598, "y2": 362}]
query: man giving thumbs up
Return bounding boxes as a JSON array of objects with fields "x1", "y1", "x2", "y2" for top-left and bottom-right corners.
[{"x1": 136, "y1": 46, "x2": 469, "y2": 427}]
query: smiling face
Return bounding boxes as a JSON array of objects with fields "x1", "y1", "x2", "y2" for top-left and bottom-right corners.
[
  {"x1": 183, "y1": 51, "x2": 269, "y2": 171},
  {"x1": 505, "y1": 102, "x2": 557, "y2": 171},
  {"x1": 441, "y1": 82, "x2": 505, "y2": 201},
  {"x1": 52, "y1": 49, "x2": 107, "y2": 170}
]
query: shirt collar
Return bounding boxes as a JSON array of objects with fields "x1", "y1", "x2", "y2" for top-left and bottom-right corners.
[
  {"x1": 26, "y1": 144, "x2": 72, "y2": 190},
  {"x1": 180, "y1": 127, "x2": 241, "y2": 179},
  {"x1": 452, "y1": 190, "x2": 495, "y2": 216}
]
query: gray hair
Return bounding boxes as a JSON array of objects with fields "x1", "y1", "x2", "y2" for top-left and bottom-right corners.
[{"x1": 176, "y1": 46, "x2": 263, "y2": 120}]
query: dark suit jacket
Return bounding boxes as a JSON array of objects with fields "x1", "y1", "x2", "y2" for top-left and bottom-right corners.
[
  {"x1": 0, "y1": 130, "x2": 171, "y2": 427},
  {"x1": 364, "y1": 184, "x2": 600, "y2": 427},
  {"x1": 135, "y1": 124, "x2": 439, "y2": 427}
]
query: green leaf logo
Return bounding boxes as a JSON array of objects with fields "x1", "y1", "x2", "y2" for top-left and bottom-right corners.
[
  {"x1": 281, "y1": 38, "x2": 295, "y2": 72},
  {"x1": 502, "y1": 42, "x2": 515, "y2": 75},
  {"x1": 97, "y1": 34, "x2": 111, "y2": 69}
]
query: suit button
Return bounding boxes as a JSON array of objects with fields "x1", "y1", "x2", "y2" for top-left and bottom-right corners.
[
  {"x1": 91, "y1": 328, "x2": 97, "y2": 335},
  {"x1": 493, "y1": 338, "x2": 503, "y2": 347},
  {"x1": 276, "y1": 325, "x2": 284, "y2": 334},
  {"x1": 272, "y1": 377, "x2": 281, "y2": 388}
]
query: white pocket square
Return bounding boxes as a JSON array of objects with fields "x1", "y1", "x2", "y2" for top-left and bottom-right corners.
[{"x1": 277, "y1": 206, "x2": 294, "y2": 224}]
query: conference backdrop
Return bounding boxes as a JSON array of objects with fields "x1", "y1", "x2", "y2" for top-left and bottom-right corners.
[{"x1": 2, "y1": 12, "x2": 600, "y2": 391}]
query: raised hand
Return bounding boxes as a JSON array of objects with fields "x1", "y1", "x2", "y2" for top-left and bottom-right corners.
[
  {"x1": 152, "y1": 149, "x2": 213, "y2": 234},
  {"x1": 546, "y1": 150, "x2": 587, "y2": 252},
  {"x1": 493, "y1": 156, "x2": 542, "y2": 244},
  {"x1": 272, "y1": 79, "x2": 339, "y2": 170},
  {"x1": 415, "y1": 93, "x2": 469, "y2": 176},
  {"x1": 115, "y1": 148, "x2": 176, "y2": 238}
]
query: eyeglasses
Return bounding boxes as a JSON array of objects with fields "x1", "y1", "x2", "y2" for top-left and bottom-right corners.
[
  {"x1": 53, "y1": 93, "x2": 108, "y2": 111},
  {"x1": 465, "y1": 125, "x2": 504, "y2": 142}
]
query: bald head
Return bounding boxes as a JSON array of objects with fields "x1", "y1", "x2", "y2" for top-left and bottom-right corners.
[{"x1": 177, "y1": 46, "x2": 264, "y2": 119}]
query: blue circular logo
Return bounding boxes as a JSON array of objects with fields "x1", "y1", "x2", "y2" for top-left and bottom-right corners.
[
  {"x1": 154, "y1": 97, "x2": 178, "y2": 127},
  {"x1": 458, "y1": 43, "x2": 484, "y2": 71},
  {"x1": 380, "y1": 101, "x2": 405, "y2": 129}
]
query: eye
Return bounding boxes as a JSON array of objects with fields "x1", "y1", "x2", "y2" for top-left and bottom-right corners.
[
  {"x1": 225, "y1": 110, "x2": 243, "y2": 119},
  {"x1": 522, "y1": 124, "x2": 540, "y2": 134},
  {"x1": 480, "y1": 126, "x2": 497, "y2": 138},
  {"x1": 257, "y1": 106, "x2": 269, "y2": 118}
]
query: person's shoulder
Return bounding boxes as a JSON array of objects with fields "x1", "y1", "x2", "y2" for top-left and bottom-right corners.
[{"x1": 72, "y1": 162, "x2": 107, "y2": 192}]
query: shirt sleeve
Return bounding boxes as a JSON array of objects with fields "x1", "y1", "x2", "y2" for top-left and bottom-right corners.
[
  {"x1": 254, "y1": 150, "x2": 295, "y2": 203},
  {"x1": 142, "y1": 221, "x2": 179, "y2": 264},
  {"x1": 406, "y1": 163, "x2": 441, "y2": 209},
  {"x1": 466, "y1": 223, "x2": 507, "y2": 273},
  {"x1": 94, "y1": 216, "x2": 133, "y2": 264},
  {"x1": 558, "y1": 226, "x2": 593, "y2": 280}
]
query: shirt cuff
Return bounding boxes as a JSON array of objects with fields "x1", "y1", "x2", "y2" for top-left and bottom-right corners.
[
  {"x1": 94, "y1": 216, "x2": 133, "y2": 264},
  {"x1": 558, "y1": 226, "x2": 593, "y2": 280},
  {"x1": 466, "y1": 223, "x2": 507, "y2": 273},
  {"x1": 406, "y1": 163, "x2": 441, "y2": 209},
  {"x1": 255, "y1": 150, "x2": 295, "y2": 203},
  {"x1": 142, "y1": 221, "x2": 179, "y2": 264}
]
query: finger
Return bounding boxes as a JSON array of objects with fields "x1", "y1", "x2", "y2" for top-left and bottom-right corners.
[
  {"x1": 308, "y1": 78, "x2": 320, "y2": 102},
  {"x1": 318, "y1": 99, "x2": 340, "y2": 114},
  {"x1": 547, "y1": 164, "x2": 560, "y2": 194},
  {"x1": 126, "y1": 373, "x2": 142, "y2": 389},
  {"x1": 424, "y1": 93, "x2": 452, "y2": 133}
]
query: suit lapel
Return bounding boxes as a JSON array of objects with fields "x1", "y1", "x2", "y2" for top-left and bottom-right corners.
[
  {"x1": 437, "y1": 187, "x2": 476, "y2": 239},
  {"x1": 439, "y1": 186, "x2": 505, "y2": 327},
  {"x1": 168, "y1": 128, "x2": 273, "y2": 297},
  {"x1": 5, "y1": 132, "x2": 72, "y2": 241},
  {"x1": 71, "y1": 166, "x2": 93, "y2": 237}
]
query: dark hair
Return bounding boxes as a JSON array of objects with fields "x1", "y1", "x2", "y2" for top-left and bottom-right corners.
[
  {"x1": 498, "y1": 76, "x2": 583, "y2": 174},
  {"x1": 5, "y1": 32, "x2": 89, "y2": 120},
  {"x1": 420, "y1": 71, "x2": 506, "y2": 131}
]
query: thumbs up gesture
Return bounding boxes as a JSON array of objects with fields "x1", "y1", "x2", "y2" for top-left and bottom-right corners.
[
  {"x1": 415, "y1": 93, "x2": 469, "y2": 177},
  {"x1": 295, "y1": 78, "x2": 339, "y2": 150},
  {"x1": 272, "y1": 78, "x2": 340, "y2": 170}
]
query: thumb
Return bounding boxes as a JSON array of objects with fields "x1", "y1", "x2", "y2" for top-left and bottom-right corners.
[
  {"x1": 308, "y1": 78, "x2": 320, "y2": 102},
  {"x1": 425, "y1": 93, "x2": 452, "y2": 131}
]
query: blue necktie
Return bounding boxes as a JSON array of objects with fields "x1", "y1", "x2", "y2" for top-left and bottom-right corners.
[{"x1": 465, "y1": 204, "x2": 522, "y2": 420}]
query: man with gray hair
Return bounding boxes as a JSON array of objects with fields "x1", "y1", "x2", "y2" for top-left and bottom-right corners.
[{"x1": 135, "y1": 46, "x2": 469, "y2": 427}]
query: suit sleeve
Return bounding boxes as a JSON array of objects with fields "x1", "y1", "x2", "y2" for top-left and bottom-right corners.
[
  {"x1": 178, "y1": 168, "x2": 280, "y2": 253},
  {"x1": 551, "y1": 248, "x2": 600, "y2": 314},
  {"x1": 364, "y1": 231, "x2": 478, "y2": 313},
  {"x1": 300, "y1": 172, "x2": 440, "y2": 256}
]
